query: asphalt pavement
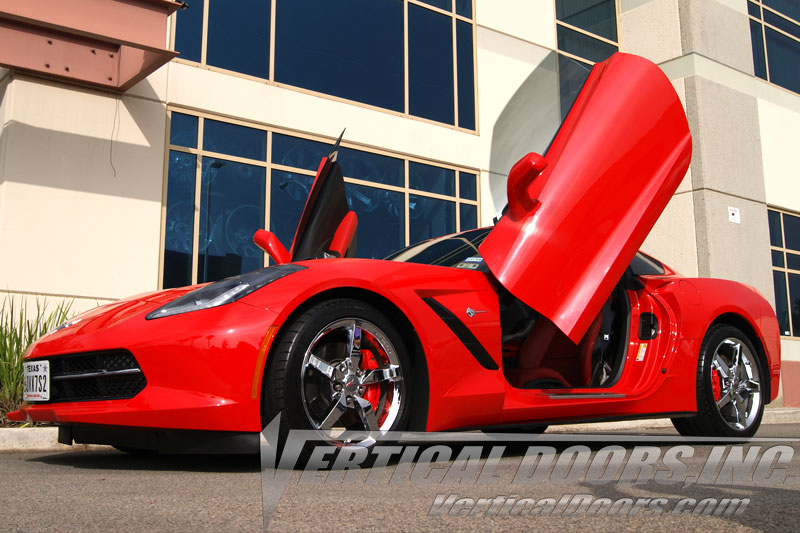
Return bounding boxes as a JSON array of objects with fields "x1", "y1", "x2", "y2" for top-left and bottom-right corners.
[{"x1": 1, "y1": 423, "x2": 799, "y2": 532}]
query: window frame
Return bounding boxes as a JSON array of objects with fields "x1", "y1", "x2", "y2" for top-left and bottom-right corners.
[
  {"x1": 748, "y1": 0, "x2": 800, "y2": 95},
  {"x1": 168, "y1": 0, "x2": 479, "y2": 133},
  {"x1": 158, "y1": 108, "x2": 482, "y2": 289},
  {"x1": 768, "y1": 206, "x2": 800, "y2": 338},
  {"x1": 553, "y1": 0, "x2": 620, "y2": 65}
]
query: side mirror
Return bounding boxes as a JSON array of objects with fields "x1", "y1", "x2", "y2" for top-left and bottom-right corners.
[
  {"x1": 327, "y1": 211, "x2": 358, "y2": 258},
  {"x1": 507, "y1": 152, "x2": 547, "y2": 219},
  {"x1": 253, "y1": 229, "x2": 291, "y2": 265}
]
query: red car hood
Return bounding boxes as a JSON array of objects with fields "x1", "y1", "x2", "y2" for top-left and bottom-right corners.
[{"x1": 25, "y1": 286, "x2": 199, "y2": 357}]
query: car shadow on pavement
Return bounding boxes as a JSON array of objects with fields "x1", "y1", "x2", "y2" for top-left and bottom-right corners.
[{"x1": 28, "y1": 448, "x2": 260, "y2": 473}]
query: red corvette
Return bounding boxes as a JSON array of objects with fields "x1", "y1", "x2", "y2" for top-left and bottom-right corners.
[{"x1": 10, "y1": 53, "x2": 780, "y2": 452}]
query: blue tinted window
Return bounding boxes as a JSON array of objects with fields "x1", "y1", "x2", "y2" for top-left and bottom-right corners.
[
  {"x1": 558, "y1": 54, "x2": 592, "y2": 121},
  {"x1": 174, "y1": 1, "x2": 203, "y2": 62},
  {"x1": 340, "y1": 148, "x2": 404, "y2": 187},
  {"x1": 419, "y1": 0, "x2": 451, "y2": 10},
  {"x1": 748, "y1": 1, "x2": 761, "y2": 18},
  {"x1": 789, "y1": 273, "x2": 800, "y2": 336},
  {"x1": 784, "y1": 212, "x2": 800, "y2": 251},
  {"x1": 274, "y1": 0, "x2": 404, "y2": 112},
  {"x1": 198, "y1": 158, "x2": 266, "y2": 282},
  {"x1": 410, "y1": 195, "x2": 455, "y2": 243},
  {"x1": 408, "y1": 4, "x2": 455, "y2": 124},
  {"x1": 460, "y1": 203, "x2": 477, "y2": 230},
  {"x1": 456, "y1": 20, "x2": 475, "y2": 130},
  {"x1": 410, "y1": 162, "x2": 455, "y2": 196},
  {"x1": 788, "y1": 253, "x2": 800, "y2": 271},
  {"x1": 203, "y1": 119, "x2": 267, "y2": 160},
  {"x1": 163, "y1": 151, "x2": 196, "y2": 288},
  {"x1": 557, "y1": 25, "x2": 618, "y2": 63},
  {"x1": 769, "y1": 210, "x2": 783, "y2": 246},
  {"x1": 345, "y1": 183, "x2": 404, "y2": 258},
  {"x1": 764, "y1": 0, "x2": 800, "y2": 23},
  {"x1": 456, "y1": 0, "x2": 472, "y2": 18},
  {"x1": 270, "y1": 170, "x2": 314, "y2": 251},
  {"x1": 751, "y1": 21, "x2": 768, "y2": 80},
  {"x1": 556, "y1": 0, "x2": 618, "y2": 41},
  {"x1": 764, "y1": 10, "x2": 800, "y2": 39},
  {"x1": 170, "y1": 112, "x2": 198, "y2": 148},
  {"x1": 207, "y1": 0, "x2": 270, "y2": 78},
  {"x1": 774, "y1": 271, "x2": 791, "y2": 335},
  {"x1": 773, "y1": 250, "x2": 785, "y2": 268},
  {"x1": 766, "y1": 27, "x2": 800, "y2": 93},
  {"x1": 459, "y1": 172, "x2": 477, "y2": 200},
  {"x1": 272, "y1": 134, "x2": 330, "y2": 171}
]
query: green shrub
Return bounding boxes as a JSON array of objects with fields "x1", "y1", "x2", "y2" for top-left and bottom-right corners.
[{"x1": 0, "y1": 298, "x2": 72, "y2": 426}]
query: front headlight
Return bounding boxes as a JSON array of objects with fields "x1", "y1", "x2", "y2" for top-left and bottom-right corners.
[{"x1": 146, "y1": 264, "x2": 306, "y2": 320}]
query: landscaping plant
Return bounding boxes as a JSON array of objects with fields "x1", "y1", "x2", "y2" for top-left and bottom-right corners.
[{"x1": 0, "y1": 298, "x2": 72, "y2": 426}]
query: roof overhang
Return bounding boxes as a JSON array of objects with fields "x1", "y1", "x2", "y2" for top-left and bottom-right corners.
[{"x1": 0, "y1": 0, "x2": 182, "y2": 92}]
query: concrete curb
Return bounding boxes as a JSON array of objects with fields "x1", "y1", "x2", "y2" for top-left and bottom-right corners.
[{"x1": 1, "y1": 409, "x2": 798, "y2": 451}]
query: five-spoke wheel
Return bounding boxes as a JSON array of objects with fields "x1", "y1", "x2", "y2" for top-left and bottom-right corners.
[
  {"x1": 672, "y1": 324, "x2": 765, "y2": 438},
  {"x1": 263, "y1": 299, "x2": 411, "y2": 449}
]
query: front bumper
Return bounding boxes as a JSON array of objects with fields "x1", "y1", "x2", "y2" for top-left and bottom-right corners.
[{"x1": 10, "y1": 301, "x2": 278, "y2": 433}]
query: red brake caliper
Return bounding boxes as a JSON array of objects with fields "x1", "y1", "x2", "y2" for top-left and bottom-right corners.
[
  {"x1": 359, "y1": 348, "x2": 380, "y2": 411},
  {"x1": 711, "y1": 369, "x2": 723, "y2": 402}
]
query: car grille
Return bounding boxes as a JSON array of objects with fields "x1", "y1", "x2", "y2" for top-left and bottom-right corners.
[{"x1": 42, "y1": 350, "x2": 146, "y2": 403}]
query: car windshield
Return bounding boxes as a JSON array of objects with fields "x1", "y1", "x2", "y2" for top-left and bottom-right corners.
[
  {"x1": 385, "y1": 228, "x2": 490, "y2": 268},
  {"x1": 387, "y1": 227, "x2": 664, "y2": 276}
]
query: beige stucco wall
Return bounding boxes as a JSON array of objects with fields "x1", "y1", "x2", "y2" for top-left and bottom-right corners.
[{"x1": 0, "y1": 76, "x2": 166, "y2": 302}]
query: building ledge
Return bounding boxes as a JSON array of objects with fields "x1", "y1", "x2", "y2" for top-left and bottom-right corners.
[{"x1": 0, "y1": 0, "x2": 182, "y2": 92}]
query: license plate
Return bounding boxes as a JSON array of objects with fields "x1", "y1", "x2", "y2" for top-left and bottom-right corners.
[{"x1": 22, "y1": 360, "x2": 50, "y2": 402}]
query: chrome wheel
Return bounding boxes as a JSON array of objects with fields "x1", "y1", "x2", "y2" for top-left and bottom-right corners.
[
  {"x1": 300, "y1": 318, "x2": 404, "y2": 447},
  {"x1": 710, "y1": 337, "x2": 762, "y2": 431}
]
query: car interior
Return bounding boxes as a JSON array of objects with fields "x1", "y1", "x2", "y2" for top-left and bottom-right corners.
[{"x1": 499, "y1": 279, "x2": 631, "y2": 390}]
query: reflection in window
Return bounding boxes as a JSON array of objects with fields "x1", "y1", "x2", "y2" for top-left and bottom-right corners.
[
  {"x1": 410, "y1": 162, "x2": 455, "y2": 196},
  {"x1": 750, "y1": 2, "x2": 800, "y2": 94},
  {"x1": 346, "y1": 183, "x2": 404, "y2": 258},
  {"x1": 765, "y1": 27, "x2": 800, "y2": 93},
  {"x1": 198, "y1": 159, "x2": 266, "y2": 282},
  {"x1": 275, "y1": 0, "x2": 404, "y2": 112},
  {"x1": 558, "y1": 55, "x2": 592, "y2": 121},
  {"x1": 773, "y1": 270, "x2": 790, "y2": 335},
  {"x1": 768, "y1": 209, "x2": 783, "y2": 246},
  {"x1": 340, "y1": 148, "x2": 404, "y2": 188},
  {"x1": 557, "y1": 25, "x2": 617, "y2": 64},
  {"x1": 769, "y1": 208, "x2": 800, "y2": 337},
  {"x1": 783, "y1": 211, "x2": 800, "y2": 251},
  {"x1": 456, "y1": 20, "x2": 475, "y2": 130},
  {"x1": 173, "y1": 0, "x2": 476, "y2": 129},
  {"x1": 270, "y1": 170, "x2": 314, "y2": 252},
  {"x1": 163, "y1": 151, "x2": 196, "y2": 288},
  {"x1": 207, "y1": 0, "x2": 270, "y2": 78},
  {"x1": 408, "y1": 4, "x2": 454, "y2": 124},
  {"x1": 164, "y1": 113, "x2": 480, "y2": 286},
  {"x1": 460, "y1": 203, "x2": 477, "y2": 230},
  {"x1": 459, "y1": 172, "x2": 477, "y2": 200},
  {"x1": 169, "y1": 112, "x2": 198, "y2": 148},
  {"x1": 789, "y1": 273, "x2": 800, "y2": 336},
  {"x1": 410, "y1": 194, "x2": 455, "y2": 244},
  {"x1": 555, "y1": 0, "x2": 618, "y2": 41},
  {"x1": 272, "y1": 134, "x2": 330, "y2": 171},
  {"x1": 555, "y1": 0, "x2": 618, "y2": 65},
  {"x1": 204, "y1": 119, "x2": 267, "y2": 161},
  {"x1": 174, "y1": 1, "x2": 203, "y2": 62}
]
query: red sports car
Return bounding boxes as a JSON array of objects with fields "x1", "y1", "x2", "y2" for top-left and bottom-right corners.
[{"x1": 10, "y1": 53, "x2": 780, "y2": 452}]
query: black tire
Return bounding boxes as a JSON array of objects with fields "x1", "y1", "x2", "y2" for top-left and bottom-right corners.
[
  {"x1": 671, "y1": 325, "x2": 765, "y2": 438},
  {"x1": 262, "y1": 299, "x2": 413, "y2": 452}
]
